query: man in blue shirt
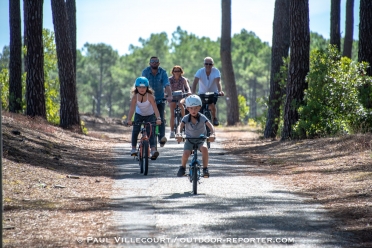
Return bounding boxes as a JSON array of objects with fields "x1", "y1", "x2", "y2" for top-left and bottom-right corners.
[{"x1": 142, "y1": 56, "x2": 172, "y2": 147}]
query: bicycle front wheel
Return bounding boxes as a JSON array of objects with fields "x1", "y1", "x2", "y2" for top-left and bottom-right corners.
[
  {"x1": 139, "y1": 146, "x2": 144, "y2": 174},
  {"x1": 192, "y1": 164, "x2": 198, "y2": 194},
  {"x1": 142, "y1": 140, "x2": 149, "y2": 175},
  {"x1": 204, "y1": 110, "x2": 212, "y2": 149}
]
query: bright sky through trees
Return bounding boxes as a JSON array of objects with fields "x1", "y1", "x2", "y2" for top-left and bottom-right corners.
[{"x1": 0, "y1": 0, "x2": 360, "y2": 56}]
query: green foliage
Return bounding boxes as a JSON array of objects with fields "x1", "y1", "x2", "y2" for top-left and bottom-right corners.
[
  {"x1": 294, "y1": 45, "x2": 372, "y2": 138},
  {"x1": 81, "y1": 120, "x2": 88, "y2": 135},
  {"x1": 238, "y1": 94, "x2": 249, "y2": 123},
  {"x1": 0, "y1": 46, "x2": 10, "y2": 70},
  {"x1": 0, "y1": 29, "x2": 60, "y2": 124},
  {"x1": 43, "y1": 29, "x2": 60, "y2": 124},
  {"x1": 0, "y1": 68, "x2": 9, "y2": 109}
]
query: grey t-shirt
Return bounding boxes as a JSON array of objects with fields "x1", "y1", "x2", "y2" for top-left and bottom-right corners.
[{"x1": 181, "y1": 113, "x2": 210, "y2": 138}]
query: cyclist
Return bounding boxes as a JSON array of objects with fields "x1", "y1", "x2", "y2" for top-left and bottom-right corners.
[
  {"x1": 168, "y1": 65, "x2": 191, "y2": 138},
  {"x1": 191, "y1": 56, "x2": 225, "y2": 126},
  {"x1": 126, "y1": 77, "x2": 162, "y2": 160},
  {"x1": 175, "y1": 95, "x2": 215, "y2": 177},
  {"x1": 142, "y1": 56, "x2": 172, "y2": 147}
]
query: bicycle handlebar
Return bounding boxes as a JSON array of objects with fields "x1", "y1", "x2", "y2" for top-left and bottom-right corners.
[
  {"x1": 123, "y1": 120, "x2": 160, "y2": 127},
  {"x1": 176, "y1": 135, "x2": 215, "y2": 143}
]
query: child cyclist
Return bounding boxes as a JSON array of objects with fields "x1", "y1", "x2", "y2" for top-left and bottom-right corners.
[
  {"x1": 175, "y1": 95, "x2": 215, "y2": 177},
  {"x1": 126, "y1": 77, "x2": 162, "y2": 160}
]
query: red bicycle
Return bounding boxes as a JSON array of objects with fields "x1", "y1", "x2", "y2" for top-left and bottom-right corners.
[{"x1": 127, "y1": 121, "x2": 157, "y2": 175}]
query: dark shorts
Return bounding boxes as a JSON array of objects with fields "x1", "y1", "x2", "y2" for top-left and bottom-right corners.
[{"x1": 184, "y1": 138, "x2": 206, "y2": 151}]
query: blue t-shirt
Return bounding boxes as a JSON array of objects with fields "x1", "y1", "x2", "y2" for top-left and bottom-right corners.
[
  {"x1": 181, "y1": 113, "x2": 210, "y2": 138},
  {"x1": 142, "y1": 66, "x2": 169, "y2": 102}
]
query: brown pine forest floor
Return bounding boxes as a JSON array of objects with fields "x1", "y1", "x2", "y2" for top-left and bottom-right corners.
[{"x1": 2, "y1": 111, "x2": 372, "y2": 247}]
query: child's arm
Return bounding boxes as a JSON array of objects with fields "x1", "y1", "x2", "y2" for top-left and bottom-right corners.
[
  {"x1": 175, "y1": 122, "x2": 184, "y2": 142},
  {"x1": 126, "y1": 95, "x2": 137, "y2": 125},
  {"x1": 183, "y1": 78, "x2": 191, "y2": 95},
  {"x1": 149, "y1": 94, "x2": 162, "y2": 125},
  {"x1": 206, "y1": 121, "x2": 216, "y2": 142}
]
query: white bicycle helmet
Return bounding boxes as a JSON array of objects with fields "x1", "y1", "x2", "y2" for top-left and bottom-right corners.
[{"x1": 185, "y1": 95, "x2": 202, "y2": 108}]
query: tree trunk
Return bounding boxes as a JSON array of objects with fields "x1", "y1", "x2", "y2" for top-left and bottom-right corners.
[
  {"x1": 281, "y1": 0, "x2": 310, "y2": 140},
  {"x1": 220, "y1": 0, "x2": 239, "y2": 125},
  {"x1": 358, "y1": 0, "x2": 372, "y2": 76},
  {"x1": 264, "y1": 0, "x2": 290, "y2": 139},
  {"x1": 66, "y1": 0, "x2": 76, "y2": 77},
  {"x1": 9, "y1": 0, "x2": 23, "y2": 113},
  {"x1": 342, "y1": 0, "x2": 354, "y2": 58},
  {"x1": 51, "y1": 0, "x2": 80, "y2": 129},
  {"x1": 23, "y1": 0, "x2": 28, "y2": 72},
  {"x1": 358, "y1": 0, "x2": 372, "y2": 109},
  {"x1": 330, "y1": 0, "x2": 341, "y2": 51},
  {"x1": 25, "y1": 0, "x2": 46, "y2": 118}
]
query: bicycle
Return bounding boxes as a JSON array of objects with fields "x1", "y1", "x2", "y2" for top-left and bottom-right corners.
[
  {"x1": 198, "y1": 92, "x2": 220, "y2": 148},
  {"x1": 126, "y1": 121, "x2": 158, "y2": 176},
  {"x1": 181, "y1": 135, "x2": 211, "y2": 195},
  {"x1": 171, "y1": 90, "x2": 188, "y2": 137}
]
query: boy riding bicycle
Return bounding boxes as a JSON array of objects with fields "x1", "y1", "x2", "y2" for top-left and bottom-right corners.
[
  {"x1": 175, "y1": 95, "x2": 215, "y2": 177},
  {"x1": 126, "y1": 77, "x2": 162, "y2": 160}
]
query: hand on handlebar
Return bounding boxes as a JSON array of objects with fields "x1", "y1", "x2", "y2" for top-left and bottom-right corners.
[
  {"x1": 218, "y1": 91, "x2": 225, "y2": 96},
  {"x1": 126, "y1": 120, "x2": 133, "y2": 126},
  {"x1": 175, "y1": 133, "x2": 183, "y2": 142},
  {"x1": 156, "y1": 119, "x2": 162, "y2": 125},
  {"x1": 208, "y1": 133, "x2": 216, "y2": 142}
]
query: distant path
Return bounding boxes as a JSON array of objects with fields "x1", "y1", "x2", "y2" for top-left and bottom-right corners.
[{"x1": 110, "y1": 129, "x2": 354, "y2": 247}]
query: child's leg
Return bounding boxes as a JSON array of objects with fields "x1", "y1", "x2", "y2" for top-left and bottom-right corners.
[
  {"x1": 200, "y1": 145, "x2": 209, "y2": 168},
  {"x1": 181, "y1": 150, "x2": 191, "y2": 167}
]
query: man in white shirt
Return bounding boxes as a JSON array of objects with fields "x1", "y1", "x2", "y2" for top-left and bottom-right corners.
[{"x1": 191, "y1": 57, "x2": 225, "y2": 126}]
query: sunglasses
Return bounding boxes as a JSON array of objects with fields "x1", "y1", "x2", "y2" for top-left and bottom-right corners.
[
  {"x1": 173, "y1": 70, "x2": 181, "y2": 73},
  {"x1": 204, "y1": 63, "x2": 213, "y2": 66},
  {"x1": 150, "y1": 59, "x2": 159, "y2": 63}
]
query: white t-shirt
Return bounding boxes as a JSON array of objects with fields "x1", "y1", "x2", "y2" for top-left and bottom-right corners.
[{"x1": 194, "y1": 67, "x2": 221, "y2": 94}]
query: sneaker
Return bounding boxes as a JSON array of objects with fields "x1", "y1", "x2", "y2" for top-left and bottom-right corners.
[
  {"x1": 202, "y1": 167, "x2": 210, "y2": 177},
  {"x1": 177, "y1": 166, "x2": 186, "y2": 177},
  {"x1": 150, "y1": 150, "x2": 159, "y2": 160},
  {"x1": 160, "y1": 136, "x2": 167, "y2": 147},
  {"x1": 130, "y1": 148, "x2": 137, "y2": 156},
  {"x1": 170, "y1": 131, "x2": 175, "y2": 138},
  {"x1": 213, "y1": 118, "x2": 219, "y2": 126}
]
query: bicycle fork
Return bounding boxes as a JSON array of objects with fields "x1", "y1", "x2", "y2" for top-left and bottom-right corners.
[{"x1": 188, "y1": 160, "x2": 201, "y2": 183}]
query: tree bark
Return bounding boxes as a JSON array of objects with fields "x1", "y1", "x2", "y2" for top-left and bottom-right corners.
[
  {"x1": 264, "y1": 0, "x2": 290, "y2": 139},
  {"x1": 9, "y1": 0, "x2": 23, "y2": 113},
  {"x1": 51, "y1": 0, "x2": 81, "y2": 129},
  {"x1": 23, "y1": 0, "x2": 28, "y2": 72},
  {"x1": 66, "y1": 0, "x2": 76, "y2": 77},
  {"x1": 220, "y1": 0, "x2": 239, "y2": 125},
  {"x1": 342, "y1": 0, "x2": 354, "y2": 58},
  {"x1": 281, "y1": 0, "x2": 310, "y2": 140},
  {"x1": 358, "y1": 0, "x2": 372, "y2": 76},
  {"x1": 25, "y1": 0, "x2": 46, "y2": 118},
  {"x1": 330, "y1": 0, "x2": 341, "y2": 51}
]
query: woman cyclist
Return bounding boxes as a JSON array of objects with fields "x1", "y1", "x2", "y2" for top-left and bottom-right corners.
[
  {"x1": 168, "y1": 65, "x2": 191, "y2": 138},
  {"x1": 126, "y1": 77, "x2": 162, "y2": 160}
]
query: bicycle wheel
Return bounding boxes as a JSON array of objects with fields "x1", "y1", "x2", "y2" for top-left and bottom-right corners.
[
  {"x1": 142, "y1": 140, "x2": 149, "y2": 175},
  {"x1": 154, "y1": 125, "x2": 158, "y2": 151},
  {"x1": 174, "y1": 112, "x2": 181, "y2": 133},
  {"x1": 192, "y1": 163, "x2": 198, "y2": 194},
  {"x1": 139, "y1": 145, "x2": 144, "y2": 174}
]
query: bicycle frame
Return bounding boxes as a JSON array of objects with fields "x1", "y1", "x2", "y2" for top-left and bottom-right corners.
[
  {"x1": 185, "y1": 136, "x2": 208, "y2": 195},
  {"x1": 198, "y1": 93, "x2": 217, "y2": 148},
  {"x1": 133, "y1": 121, "x2": 155, "y2": 175},
  {"x1": 171, "y1": 91, "x2": 188, "y2": 135}
]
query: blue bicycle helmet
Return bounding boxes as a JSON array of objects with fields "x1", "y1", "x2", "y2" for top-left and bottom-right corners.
[{"x1": 135, "y1": 77, "x2": 149, "y2": 87}]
